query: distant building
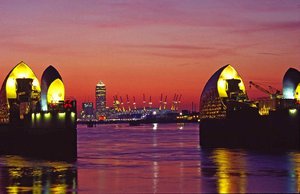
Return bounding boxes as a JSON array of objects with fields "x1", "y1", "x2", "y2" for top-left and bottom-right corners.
[
  {"x1": 81, "y1": 102, "x2": 94, "y2": 120},
  {"x1": 95, "y1": 81, "x2": 106, "y2": 118}
]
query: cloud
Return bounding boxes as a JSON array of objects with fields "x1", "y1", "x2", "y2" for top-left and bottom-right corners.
[
  {"x1": 257, "y1": 52, "x2": 280, "y2": 56},
  {"x1": 139, "y1": 48, "x2": 236, "y2": 59},
  {"x1": 232, "y1": 21, "x2": 300, "y2": 34},
  {"x1": 123, "y1": 44, "x2": 214, "y2": 51}
]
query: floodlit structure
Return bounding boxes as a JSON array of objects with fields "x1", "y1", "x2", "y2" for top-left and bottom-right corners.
[
  {"x1": 283, "y1": 68, "x2": 300, "y2": 101},
  {"x1": 0, "y1": 61, "x2": 41, "y2": 123},
  {"x1": 0, "y1": 61, "x2": 77, "y2": 160},
  {"x1": 41, "y1": 65, "x2": 65, "y2": 111},
  {"x1": 199, "y1": 65, "x2": 300, "y2": 149},
  {"x1": 199, "y1": 64, "x2": 248, "y2": 119}
]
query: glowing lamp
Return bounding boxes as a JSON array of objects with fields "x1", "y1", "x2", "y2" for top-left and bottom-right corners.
[
  {"x1": 47, "y1": 79, "x2": 65, "y2": 104},
  {"x1": 289, "y1": 109, "x2": 297, "y2": 116},
  {"x1": 217, "y1": 65, "x2": 246, "y2": 98}
]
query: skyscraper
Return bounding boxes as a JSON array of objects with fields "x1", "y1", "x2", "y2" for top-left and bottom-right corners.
[{"x1": 95, "y1": 81, "x2": 106, "y2": 119}]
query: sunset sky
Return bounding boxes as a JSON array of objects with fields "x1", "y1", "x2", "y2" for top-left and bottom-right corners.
[{"x1": 0, "y1": 0, "x2": 299, "y2": 110}]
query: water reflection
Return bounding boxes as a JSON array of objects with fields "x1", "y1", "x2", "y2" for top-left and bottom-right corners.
[
  {"x1": 200, "y1": 148, "x2": 300, "y2": 193},
  {"x1": 1, "y1": 124, "x2": 299, "y2": 193},
  {"x1": 290, "y1": 152, "x2": 300, "y2": 192},
  {"x1": 211, "y1": 149, "x2": 247, "y2": 193},
  {"x1": 76, "y1": 123, "x2": 300, "y2": 193},
  {"x1": 0, "y1": 155, "x2": 77, "y2": 193},
  {"x1": 152, "y1": 123, "x2": 158, "y2": 131}
]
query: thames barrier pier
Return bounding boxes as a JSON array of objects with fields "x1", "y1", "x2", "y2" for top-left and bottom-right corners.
[
  {"x1": 199, "y1": 65, "x2": 300, "y2": 149},
  {"x1": 0, "y1": 62, "x2": 77, "y2": 161}
]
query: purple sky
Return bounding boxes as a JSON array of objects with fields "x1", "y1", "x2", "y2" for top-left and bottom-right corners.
[{"x1": 0, "y1": 0, "x2": 299, "y2": 109}]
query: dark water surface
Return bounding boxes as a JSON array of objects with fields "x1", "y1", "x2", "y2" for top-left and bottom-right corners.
[{"x1": 0, "y1": 123, "x2": 299, "y2": 193}]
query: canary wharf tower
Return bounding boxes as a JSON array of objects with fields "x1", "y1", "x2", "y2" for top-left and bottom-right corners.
[{"x1": 96, "y1": 81, "x2": 106, "y2": 118}]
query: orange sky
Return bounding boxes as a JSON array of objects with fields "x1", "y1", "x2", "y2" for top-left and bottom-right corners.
[{"x1": 0, "y1": 1, "x2": 299, "y2": 110}]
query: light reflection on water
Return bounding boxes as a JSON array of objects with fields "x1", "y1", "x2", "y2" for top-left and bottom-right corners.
[
  {"x1": 0, "y1": 155, "x2": 76, "y2": 193},
  {"x1": 0, "y1": 123, "x2": 299, "y2": 193}
]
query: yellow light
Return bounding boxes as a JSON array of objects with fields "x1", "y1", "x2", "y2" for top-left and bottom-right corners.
[
  {"x1": 7, "y1": 77, "x2": 15, "y2": 87},
  {"x1": 217, "y1": 65, "x2": 246, "y2": 98},
  {"x1": 6, "y1": 185, "x2": 19, "y2": 194},
  {"x1": 5, "y1": 62, "x2": 41, "y2": 99},
  {"x1": 289, "y1": 109, "x2": 297, "y2": 115},
  {"x1": 58, "y1": 112, "x2": 66, "y2": 120},
  {"x1": 44, "y1": 112, "x2": 51, "y2": 121},
  {"x1": 295, "y1": 83, "x2": 300, "y2": 101},
  {"x1": 36, "y1": 113, "x2": 41, "y2": 120},
  {"x1": 32, "y1": 78, "x2": 39, "y2": 89},
  {"x1": 47, "y1": 79, "x2": 65, "y2": 104}
]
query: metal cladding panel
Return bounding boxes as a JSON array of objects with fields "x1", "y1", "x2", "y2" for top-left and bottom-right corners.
[
  {"x1": 199, "y1": 65, "x2": 228, "y2": 119},
  {"x1": 200, "y1": 65, "x2": 226, "y2": 105}
]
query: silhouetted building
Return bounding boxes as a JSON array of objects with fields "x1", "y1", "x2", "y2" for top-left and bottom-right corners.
[{"x1": 96, "y1": 81, "x2": 106, "y2": 119}]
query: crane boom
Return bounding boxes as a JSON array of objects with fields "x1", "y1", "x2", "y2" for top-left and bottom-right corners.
[
  {"x1": 249, "y1": 81, "x2": 271, "y2": 95},
  {"x1": 249, "y1": 81, "x2": 281, "y2": 99},
  {"x1": 268, "y1": 86, "x2": 281, "y2": 95}
]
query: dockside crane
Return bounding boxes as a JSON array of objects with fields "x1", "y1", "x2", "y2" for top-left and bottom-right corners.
[
  {"x1": 113, "y1": 96, "x2": 117, "y2": 111},
  {"x1": 159, "y1": 93, "x2": 163, "y2": 110},
  {"x1": 176, "y1": 94, "x2": 182, "y2": 111},
  {"x1": 143, "y1": 94, "x2": 146, "y2": 111},
  {"x1": 114, "y1": 95, "x2": 121, "y2": 112},
  {"x1": 163, "y1": 95, "x2": 168, "y2": 110},
  {"x1": 174, "y1": 94, "x2": 179, "y2": 111},
  {"x1": 149, "y1": 96, "x2": 152, "y2": 108},
  {"x1": 249, "y1": 81, "x2": 281, "y2": 99},
  {"x1": 133, "y1": 96, "x2": 137, "y2": 110},
  {"x1": 171, "y1": 94, "x2": 177, "y2": 111},
  {"x1": 268, "y1": 86, "x2": 281, "y2": 97},
  {"x1": 126, "y1": 94, "x2": 131, "y2": 112},
  {"x1": 119, "y1": 96, "x2": 125, "y2": 112}
]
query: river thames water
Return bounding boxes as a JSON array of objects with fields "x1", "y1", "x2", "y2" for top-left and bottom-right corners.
[{"x1": 0, "y1": 123, "x2": 299, "y2": 193}]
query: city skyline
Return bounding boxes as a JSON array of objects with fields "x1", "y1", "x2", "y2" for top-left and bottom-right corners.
[{"x1": 0, "y1": 1, "x2": 299, "y2": 110}]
